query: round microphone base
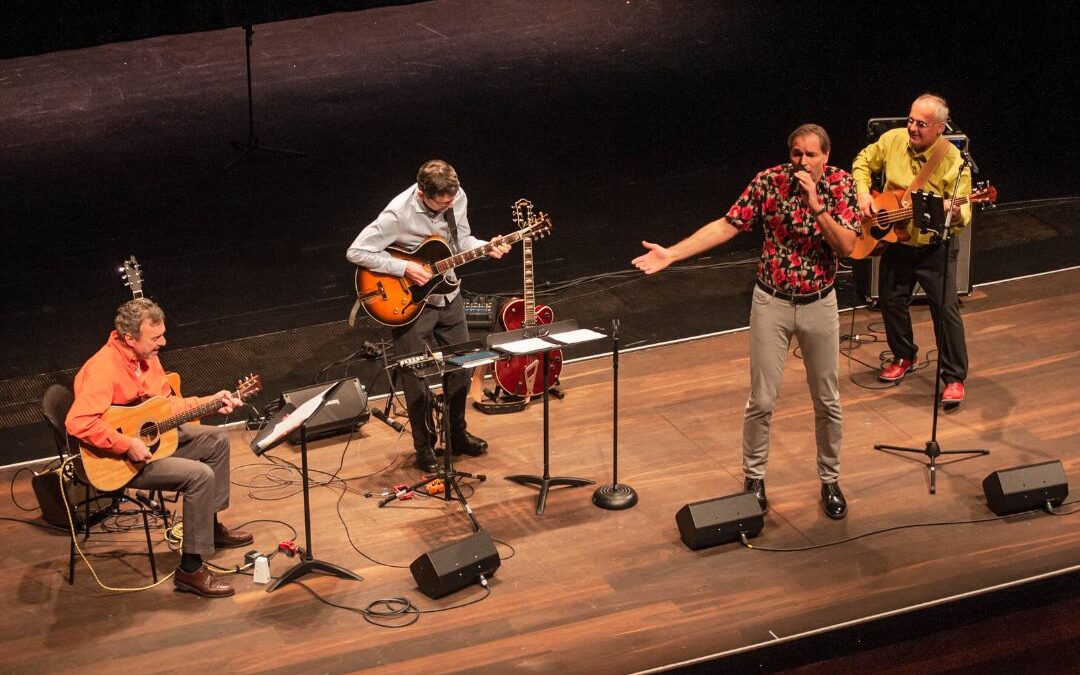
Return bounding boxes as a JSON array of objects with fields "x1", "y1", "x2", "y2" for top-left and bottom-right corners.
[{"x1": 592, "y1": 483, "x2": 638, "y2": 510}]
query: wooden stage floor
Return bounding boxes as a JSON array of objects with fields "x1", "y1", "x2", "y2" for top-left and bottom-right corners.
[{"x1": 2, "y1": 268, "x2": 1078, "y2": 674}]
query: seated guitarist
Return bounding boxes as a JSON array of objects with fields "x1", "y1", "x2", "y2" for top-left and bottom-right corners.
[
  {"x1": 65, "y1": 298, "x2": 253, "y2": 598},
  {"x1": 346, "y1": 159, "x2": 510, "y2": 472},
  {"x1": 852, "y1": 93, "x2": 971, "y2": 405}
]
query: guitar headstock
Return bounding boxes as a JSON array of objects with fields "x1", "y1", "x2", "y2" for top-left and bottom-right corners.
[
  {"x1": 236, "y1": 374, "x2": 262, "y2": 400},
  {"x1": 971, "y1": 182, "x2": 998, "y2": 210},
  {"x1": 527, "y1": 213, "x2": 553, "y2": 239},
  {"x1": 120, "y1": 255, "x2": 144, "y2": 299}
]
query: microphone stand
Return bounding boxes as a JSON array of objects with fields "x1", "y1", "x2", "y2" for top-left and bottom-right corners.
[
  {"x1": 593, "y1": 319, "x2": 638, "y2": 509},
  {"x1": 224, "y1": 23, "x2": 305, "y2": 172},
  {"x1": 873, "y1": 157, "x2": 988, "y2": 494}
]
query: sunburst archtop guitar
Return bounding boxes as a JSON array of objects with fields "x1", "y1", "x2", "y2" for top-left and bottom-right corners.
[{"x1": 354, "y1": 216, "x2": 553, "y2": 327}]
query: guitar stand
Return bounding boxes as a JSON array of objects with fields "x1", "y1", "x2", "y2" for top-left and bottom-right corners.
[
  {"x1": 379, "y1": 365, "x2": 485, "y2": 532},
  {"x1": 223, "y1": 24, "x2": 305, "y2": 173}
]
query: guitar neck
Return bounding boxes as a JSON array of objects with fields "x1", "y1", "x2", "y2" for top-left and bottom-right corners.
[
  {"x1": 432, "y1": 228, "x2": 529, "y2": 274},
  {"x1": 876, "y1": 193, "x2": 977, "y2": 228},
  {"x1": 157, "y1": 393, "x2": 234, "y2": 433},
  {"x1": 522, "y1": 237, "x2": 536, "y2": 327}
]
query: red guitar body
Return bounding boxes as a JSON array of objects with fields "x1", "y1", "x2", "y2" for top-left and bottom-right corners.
[{"x1": 493, "y1": 300, "x2": 563, "y2": 397}]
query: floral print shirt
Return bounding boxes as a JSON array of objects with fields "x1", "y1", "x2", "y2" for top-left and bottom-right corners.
[{"x1": 725, "y1": 164, "x2": 859, "y2": 294}]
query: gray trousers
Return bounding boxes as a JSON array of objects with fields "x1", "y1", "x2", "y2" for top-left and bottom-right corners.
[
  {"x1": 742, "y1": 285, "x2": 843, "y2": 483},
  {"x1": 127, "y1": 424, "x2": 232, "y2": 556}
]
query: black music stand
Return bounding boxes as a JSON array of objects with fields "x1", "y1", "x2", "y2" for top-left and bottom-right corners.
[
  {"x1": 250, "y1": 380, "x2": 363, "y2": 591},
  {"x1": 489, "y1": 320, "x2": 596, "y2": 515},
  {"x1": 873, "y1": 162, "x2": 989, "y2": 494},
  {"x1": 378, "y1": 344, "x2": 494, "y2": 532}
]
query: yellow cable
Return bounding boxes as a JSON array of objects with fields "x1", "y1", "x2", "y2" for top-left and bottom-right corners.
[{"x1": 59, "y1": 457, "x2": 174, "y2": 592}]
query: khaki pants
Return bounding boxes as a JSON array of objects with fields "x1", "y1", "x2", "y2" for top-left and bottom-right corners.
[
  {"x1": 127, "y1": 424, "x2": 232, "y2": 556},
  {"x1": 742, "y1": 285, "x2": 843, "y2": 483}
]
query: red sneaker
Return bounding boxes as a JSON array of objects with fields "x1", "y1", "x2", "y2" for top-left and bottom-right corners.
[
  {"x1": 879, "y1": 358, "x2": 916, "y2": 382},
  {"x1": 941, "y1": 381, "x2": 965, "y2": 405}
]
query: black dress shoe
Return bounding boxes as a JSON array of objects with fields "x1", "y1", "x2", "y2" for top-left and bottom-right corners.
[
  {"x1": 451, "y1": 431, "x2": 488, "y2": 457},
  {"x1": 416, "y1": 449, "x2": 438, "y2": 473},
  {"x1": 821, "y1": 482, "x2": 847, "y2": 520},
  {"x1": 744, "y1": 477, "x2": 767, "y2": 511}
]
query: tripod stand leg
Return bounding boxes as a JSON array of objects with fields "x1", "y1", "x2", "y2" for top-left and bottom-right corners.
[{"x1": 266, "y1": 557, "x2": 363, "y2": 593}]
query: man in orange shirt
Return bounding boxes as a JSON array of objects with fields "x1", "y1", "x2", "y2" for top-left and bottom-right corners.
[{"x1": 67, "y1": 298, "x2": 253, "y2": 598}]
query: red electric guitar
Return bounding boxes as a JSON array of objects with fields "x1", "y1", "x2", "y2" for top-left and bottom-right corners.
[{"x1": 493, "y1": 200, "x2": 561, "y2": 399}]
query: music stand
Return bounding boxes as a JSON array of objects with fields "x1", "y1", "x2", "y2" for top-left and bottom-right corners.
[
  {"x1": 250, "y1": 380, "x2": 363, "y2": 591},
  {"x1": 489, "y1": 319, "x2": 597, "y2": 515},
  {"x1": 223, "y1": 23, "x2": 305, "y2": 172},
  {"x1": 873, "y1": 161, "x2": 989, "y2": 493},
  {"x1": 378, "y1": 344, "x2": 495, "y2": 532}
]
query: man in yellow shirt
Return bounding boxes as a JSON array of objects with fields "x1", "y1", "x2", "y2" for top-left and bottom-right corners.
[{"x1": 852, "y1": 94, "x2": 971, "y2": 405}]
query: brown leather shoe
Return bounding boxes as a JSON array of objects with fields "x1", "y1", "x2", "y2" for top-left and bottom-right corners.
[
  {"x1": 174, "y1": 564, "x2": 235, "y2": 598},
  {"x1": 214, "y1": 522, "x2": 254, "y2": 549}
]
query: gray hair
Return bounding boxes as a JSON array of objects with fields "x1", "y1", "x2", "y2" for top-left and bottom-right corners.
[
  {"x1": 914, "y1": 93, "x2": 950, "y2": 123},
  {"x1": 115, "y1": 298, "x2": 164, "y2": 337}
]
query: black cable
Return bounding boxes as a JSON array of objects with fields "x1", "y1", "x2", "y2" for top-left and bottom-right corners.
[
  {"x1": 292, "y1": 578, "x2": 493, "y2": 628},
  {"x1": 10, "y1": 467, "x2": 40, "y2": 512},
  {"x1": 740, "y1": 501, "x2": 1080, "y2": 553}
]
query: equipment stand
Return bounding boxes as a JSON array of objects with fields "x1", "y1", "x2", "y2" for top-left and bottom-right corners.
[
  {"x1": 490, "y1": 320, "x2": 595, "y2": 515},
  {"x1": 873, "y1": 160, "x2": 988, "y2": 493},
  {"x1": 224, "y1": 24, "x2": 305, "y2": 172},
  {"x1": 593, "y1": 318, "x2": 637, "y2": 509},
  {"x1": 378, "y1": 361, "x2": 485, "y2": 532},
  {"x1": 251, "y1": 380, "x2": 363, "y2": 591}
]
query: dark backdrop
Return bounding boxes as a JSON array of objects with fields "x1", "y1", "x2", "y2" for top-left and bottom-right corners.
[{"x1": 1, "y1": 0, "x2": 1077, "y2": 378}]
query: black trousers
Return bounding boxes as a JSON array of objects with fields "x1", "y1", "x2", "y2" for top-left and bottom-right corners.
[
  {"x1": 878, "y1": 238, "x2": 968, "y2": 384},
  {"x1": 391, "y1": 294, "x2": 471, "y2": 453}
]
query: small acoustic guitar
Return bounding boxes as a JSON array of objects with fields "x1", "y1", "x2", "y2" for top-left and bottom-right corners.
[{"x1": 850, "y1": 183, "x2": 997, "y2": 259}]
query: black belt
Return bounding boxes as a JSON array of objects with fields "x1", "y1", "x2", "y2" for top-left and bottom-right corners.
[{"x1": 755, "y1": 279, "x2": 834, "y2": 305}]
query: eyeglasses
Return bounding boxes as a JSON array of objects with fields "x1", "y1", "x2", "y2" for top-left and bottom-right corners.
[{"x1": 906, "y1": 117, "x2": 942, "y2": 130}]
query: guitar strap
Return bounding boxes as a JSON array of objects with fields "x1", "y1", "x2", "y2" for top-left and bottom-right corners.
[
  {"x1": 901, "y1": 138, "x2": 951, "y2": 208},
  {"x1": 443, "y1": 207, "x2": 460, "y2": 251}
]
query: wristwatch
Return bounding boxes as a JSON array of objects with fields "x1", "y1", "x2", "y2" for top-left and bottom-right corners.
[{"x1": 811, "y1": 205, "x2": 828, "y2": 217}]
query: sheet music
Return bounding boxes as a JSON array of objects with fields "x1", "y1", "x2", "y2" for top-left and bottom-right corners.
[
  {"x1": 548, "y1": 328, "x2": 605, "y2": 344},
  {"x1": 494, "y1": 337, "x2": 558, "y2": 354},
  {"x1": 255, "y1": 383, "x2": 337, "y2": 451}
]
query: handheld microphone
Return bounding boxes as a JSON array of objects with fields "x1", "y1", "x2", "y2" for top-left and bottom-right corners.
[{"x1": 371, "y1": 408, "x2": 405, "y2": 432}]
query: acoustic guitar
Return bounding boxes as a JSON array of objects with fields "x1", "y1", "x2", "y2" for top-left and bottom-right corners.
[
  {"x1": 850, "y1": 183, "x2": 997, "y2": 259},
  {"x1": 120, "y1": 256, "x2": 184, "y2": 400},
  {"x1": 79, "y1": 375, "x2": 261, "y2": 491},
  {"x1": 494, "y1": 200, "x2": 561, "y2": 399},
  {"x1": 354, "y1": 216, "x2": 552, "y2": 327}
]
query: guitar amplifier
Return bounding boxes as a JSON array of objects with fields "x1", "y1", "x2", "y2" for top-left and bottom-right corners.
[
  {"x1": 462, "y1": 293, "x2": 504, "y2": 332},
  {"x1": 854, "y1": 223, "x2": 973, "y2": 302},
  {"x1": 279, "y1": 378, "x2": 369, "y2": 444}
]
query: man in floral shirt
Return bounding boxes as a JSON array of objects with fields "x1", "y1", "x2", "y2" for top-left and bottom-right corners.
[{"x1": 632, "y1": 124, "x2": 859, "y2": 519}]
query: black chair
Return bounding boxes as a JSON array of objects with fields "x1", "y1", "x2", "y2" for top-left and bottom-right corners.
[{"x1": 40, "y1": 384, "x2": 169, "y2": 584}]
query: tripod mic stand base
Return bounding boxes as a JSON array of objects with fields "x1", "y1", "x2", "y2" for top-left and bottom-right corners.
[
  {"x1": 266, "y1": 557, "x2": 363, "y2": 593},
  {"x1": 506, "y1": 474, "x2": 595, "y2": 516},
  {"x1": 874, "y1": 441, "x2": 989, "y2": 495},
  {"x1": 592, "y1": 483, "x2": 638, "y2": 510}
]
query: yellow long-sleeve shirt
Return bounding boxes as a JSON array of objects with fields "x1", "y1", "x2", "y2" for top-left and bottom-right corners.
[{"x1": 851, "y1": 127, "x2": 971, "y2": 246}]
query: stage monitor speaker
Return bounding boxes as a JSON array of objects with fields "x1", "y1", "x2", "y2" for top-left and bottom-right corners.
[
  {"x1": 279, "y1": 377, "x2": 369, "y2": 444},
  {"x1": 676, "y1": 491, "x2": 764, "y2": 551},
  {"x1": 854, "y1": 223, "x2": 974, "y2": 303},
  {"x1": 410, "y1": 530, "x2": 500, "y2": 599},
  {"x1": 31, "y1": 467, "x2": 108, "y2": 529},
  {"x1": 982, "y1": 460, "x2": 1069, "y2": 516}
]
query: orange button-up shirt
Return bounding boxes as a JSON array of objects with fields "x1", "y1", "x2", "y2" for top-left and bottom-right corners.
[{"x1": 66, "y1": 331, "x2": 199, "y2": 455}]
